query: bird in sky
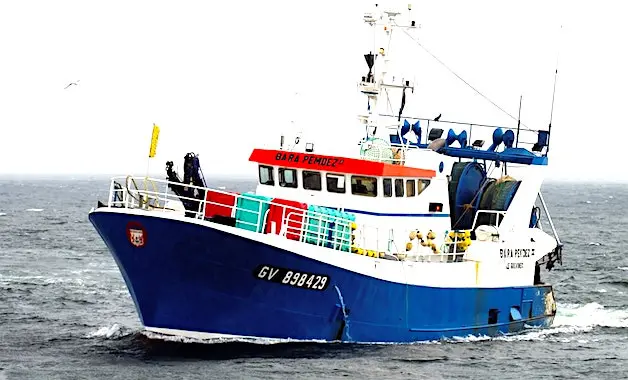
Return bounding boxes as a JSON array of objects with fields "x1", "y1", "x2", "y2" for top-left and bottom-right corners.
[{"x1": 64, "y1": 79, "x2": 80, "y2": 89}]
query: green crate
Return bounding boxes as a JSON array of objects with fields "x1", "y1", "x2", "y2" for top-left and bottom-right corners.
[{"x1": 235, "y1": 193, "x2": 271, "y2": 232}]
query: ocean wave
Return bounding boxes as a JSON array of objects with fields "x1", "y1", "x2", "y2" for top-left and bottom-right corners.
[
  {"x1": 140, "y1": 330, "x2": 329, "y2": 345},
  {"x1": 87, "y1": 302, "x2": 628, "y2": 346},
  {"x1": 85, "y1": 323, "x2": 135, "y2": 339},
  {"x1": 437, "y1": 303, "x2": 628, "y2": 344},
  {"x1": 553, "y1": 302, "x2": 628, "y2": 329}
]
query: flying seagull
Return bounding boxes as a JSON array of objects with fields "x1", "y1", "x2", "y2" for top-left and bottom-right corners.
[{"x1": 64, "y1": 79, "x2": 80, "y2": 89}]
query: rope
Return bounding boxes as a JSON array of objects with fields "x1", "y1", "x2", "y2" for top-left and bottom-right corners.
[{"x1": 396, "y1": 23, "x2": 528, "y2": 129}]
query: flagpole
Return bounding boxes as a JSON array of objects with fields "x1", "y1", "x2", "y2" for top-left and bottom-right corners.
[
  {"x1": 148, "y1": 123, "x2": 160, "y2": 176},
  {"x1": 145, "y1": 123, "x2": 160, "y2": 203}
]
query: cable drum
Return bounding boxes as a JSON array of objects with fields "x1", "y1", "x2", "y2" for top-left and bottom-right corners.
[
  {"x1": 448, "y1": 162, "x2": 487, "y2": 230},
  {"x1": 491, "y1": 179, "x2": 520, "y2": 211},
  {"x1": 448, "y1": 162, "x2": 469, "y2": 225},
  {"x1": 475, "y1": 177, "x2": 521, "y2": 227}
]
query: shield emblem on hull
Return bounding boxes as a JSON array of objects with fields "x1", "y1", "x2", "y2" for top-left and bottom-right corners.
[{"x1": 126, "y1": 222, "x2": 146, "y2": 248}]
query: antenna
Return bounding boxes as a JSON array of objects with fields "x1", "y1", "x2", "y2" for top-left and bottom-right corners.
[
  {"x1": 546, "y1": 25, "x2": 562, "y2": 156},
  {"x1": 515, "y1": 95, "x2": 522, "y2": 148}
]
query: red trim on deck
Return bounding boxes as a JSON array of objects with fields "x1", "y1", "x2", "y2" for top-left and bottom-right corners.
[{"x1": 248, "y1": 149, "x2": 436, "y2": 178}]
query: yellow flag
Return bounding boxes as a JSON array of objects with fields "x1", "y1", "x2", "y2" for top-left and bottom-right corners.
[{"x1": 149, "y1": 124, "x2": 160, "y2": 158}]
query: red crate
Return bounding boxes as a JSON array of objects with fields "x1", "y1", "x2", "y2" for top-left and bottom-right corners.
[
  {"x1": 204, "y1": 190, "x2": 237, "y2": 218},
  {"x1": 265, "y1": 198, "x2": 307, "y2": 240}
]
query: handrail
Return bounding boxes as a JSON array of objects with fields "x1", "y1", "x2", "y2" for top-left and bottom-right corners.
[
  {"x1": 472, "y1": 210, "x2": 507, "y2": 230},
  {"x1": 377, "y1": 113, "x2": 546, "y2": 153},
  {"x1": 377, "y1": 113, "x2": 542, "y2": 133},
  {"x1": 107, "y1": 176, "x2": 360, "y2": 250},
  {"x1": 104, "y1": 176, "x2": 476, "y2": 262}
]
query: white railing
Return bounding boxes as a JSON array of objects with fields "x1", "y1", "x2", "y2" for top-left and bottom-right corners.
[
  {"x1": 107, "y1": 176, "x2": 359, "y2": 253},
  {"x1": 104, "y1": 176, "x2": 473, "y2": 263},
  {"x1": 359, "y1": 139, "x2": 410, "y2": 166},
  {"x1": 398, "y1": 227, "x2": 472, "y2": 263},
  {"x1": 472, "y1": 210, "x2": 507, "y2": 229},
  {"x1": 377, "y1": 113, "x2": 550, "y2": 155},
  {"x1": 281, "y1": 211, "x2": 353, "y2": 252}
]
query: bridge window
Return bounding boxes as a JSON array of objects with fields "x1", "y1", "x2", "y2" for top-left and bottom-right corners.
[
  {"x1": 418, "y1": 179, "x2": 431, "y2": 194},
  {"x1": 278, "y1": 168, "x2": 297, "y2": 188},
  {"x1": 394, "y1": 179, "x2": 404, "y2": 197},
  {"x1": 383, "y1": 178, "x2": 392, "y2": 197},
  {"x1": 303, "y1": 171, "x2": 322, "y2": 191},
  {"x1": 326, "y1": 173, "x2": 346, "y2": 193},
  {"x1": 351, "y1": 176, "x2": 377, "y2": 197},
  {"x1": 406, "y1": 179, "x2": 416, "y2": 197},
  {"x1": 259, "y1": 165, "x2": 274, "y2": 186}
]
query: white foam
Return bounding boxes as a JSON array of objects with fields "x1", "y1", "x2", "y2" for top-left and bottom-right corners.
[
  {"x1": 0, "y1": 212, "x2": 6, "y2": 216},
  {"x1": 427, "y1": 302, "x2": 628, "y2": 344},
  {"x1": 553, "y1": 302, "x2": 628, "y2": 329},
  {"x1": 141, "y1": 329, "x2": 328, "y2": 345},
  {"x1": 26, "y1": 208, "x2": 43, "y2": 212},
  {"x1": 86, "y1": 323, "x2": 130, "y2": 339},
  {"x1": 91, "y1": 302, "x2": 628, "y2": 346}
]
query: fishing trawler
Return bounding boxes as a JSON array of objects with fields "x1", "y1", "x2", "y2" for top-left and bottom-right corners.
[{"x1": 88, "y1": 4, "x2": 563, "y2": 343}]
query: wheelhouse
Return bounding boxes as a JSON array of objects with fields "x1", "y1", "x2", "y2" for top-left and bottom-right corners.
[{"x1": 249, "y1": 148, "x2": 437, "y2": 202}]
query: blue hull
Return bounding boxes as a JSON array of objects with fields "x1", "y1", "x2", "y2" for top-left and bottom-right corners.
[{"x1": 89, "y1": 209, "x2": 556, "y2": 343}]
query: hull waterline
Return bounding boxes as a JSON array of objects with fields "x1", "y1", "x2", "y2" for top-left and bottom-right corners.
[{"x1": 89, "y1": 208, "x2": 556, "y2": 344}]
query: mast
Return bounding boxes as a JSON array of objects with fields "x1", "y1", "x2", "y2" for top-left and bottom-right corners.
[{"x1": 358, "y1": 4, "x2": 417, "y2": 141}]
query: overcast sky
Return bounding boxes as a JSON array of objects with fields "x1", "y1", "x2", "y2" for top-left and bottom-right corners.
[{"x1": 0, "y1": 1, "x2": 625, "y2": 181}]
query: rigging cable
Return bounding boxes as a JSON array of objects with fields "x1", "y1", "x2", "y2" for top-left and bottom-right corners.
[
  {"x1": 396, "y1": 23, "x2": 528, "y2": 129},
  {"x1": 546, "y1": 25, "x2": 563, "y2": 156}
]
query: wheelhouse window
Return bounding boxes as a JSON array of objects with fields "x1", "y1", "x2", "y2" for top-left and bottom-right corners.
[
  {"x1": 417, "y1": 179, "x2": 431, "y2": 194},
  {"x1": 394, "y1": 179, "x2": 404, "y2": 197},
  {"x1": 326, "y1": 173, "x2": 346, "y2": 193},
  {"x1": 278, "y1": 168, "x2": 297, "y2": 188},
  {"x1": 302, "y1": 170, "x2": 322, "y2": 191},
  {"x1": 351, "y1": 176, "x2": 377, "y2": 197},
  {"x1": 383, "y1": 178, "x2": 392, "y2": 197},
  {"x1": 259, "y1": 165, "x2": 274, "y2": 185},
  {"x1": 406, "y1": 179, "x2": 416, "y2": 197}
]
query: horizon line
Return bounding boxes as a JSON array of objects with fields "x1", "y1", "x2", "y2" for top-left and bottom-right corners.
[{"x1": 0, "y1": 173, "x2": 627, "y2": 184}]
